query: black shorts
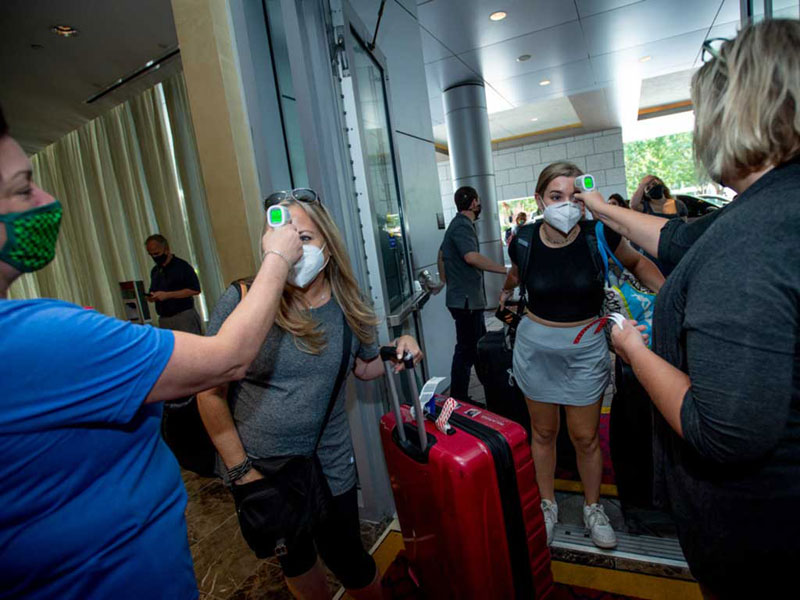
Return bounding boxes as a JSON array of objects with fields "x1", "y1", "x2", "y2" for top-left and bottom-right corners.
[{"x1": 244, "y1": 484, "x2": 376, "y2": 588}]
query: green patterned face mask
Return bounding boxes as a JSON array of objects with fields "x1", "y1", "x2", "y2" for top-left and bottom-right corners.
[{"x1": 0, "y1": 200, "x2": 63, "y2": 272}]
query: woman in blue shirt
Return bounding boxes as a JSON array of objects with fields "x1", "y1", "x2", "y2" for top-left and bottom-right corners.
[{"x1": 0, "y1": 105, "x2": 303, "y2": 600}]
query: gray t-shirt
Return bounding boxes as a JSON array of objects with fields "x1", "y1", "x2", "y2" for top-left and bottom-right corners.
[
  {"x1": 440, "y1": 213, "x2": 485, "y2": 309},
  {"x1": 206, "y1": 285, "x2": 379, "y2": 495}
]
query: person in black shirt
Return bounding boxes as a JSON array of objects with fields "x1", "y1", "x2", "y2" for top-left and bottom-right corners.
[
  {"x1": 145, "y1": 234, "x2": 202, "y2": 333},
  {"x1": 630, "y1": 175, "x2": 688, "y2": 218},
  {"x1": 576, "y1": 20, "x2": 800, "y2": 597},
  {"x1": 500, "y1": 162, "x2": 663, "y2": 550}
]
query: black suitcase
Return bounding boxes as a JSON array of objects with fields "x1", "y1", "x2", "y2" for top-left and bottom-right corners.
[
  {"x1": 609, "y1": 357, "x2": 655, "y2": 509},
  {"x1": 475, "y1": 330, "x2": 531, "y2": 440}
]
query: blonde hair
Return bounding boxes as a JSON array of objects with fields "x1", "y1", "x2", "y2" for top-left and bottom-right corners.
[
  {"x1": 535, "y1": 161, "x2": 583, "y2": 197},
  {"x1": 247, "y1": 199, "x2": 379, "y2": 355},
  {"x1": 692, "y1": 20, "x2": 800, "y2": 183}
]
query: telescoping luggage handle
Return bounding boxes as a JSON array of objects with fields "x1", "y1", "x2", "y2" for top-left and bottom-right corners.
[{"x1": 380, "y1": 346, "x2": 428, "y2": 451}]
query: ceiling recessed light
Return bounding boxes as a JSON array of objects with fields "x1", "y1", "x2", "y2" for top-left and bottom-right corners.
[
  {"x1": 639, "y1": 55, "x2": 652, "y2": 63},
  {"x1": 539, "y1": 79, "x2": 551, "y2": 86},
  {"x1": 517, "y1": 54, "x2": 532, "y2": 62},
  {"x1": 489, "y1": 11, "x2": 507, "y2": 21},
  {"x1": 51, "y1": 24, "x2": 78, "y2": 37},
  {"x1": 530, "y1": 117, "x2": 539, "y2": 122}
]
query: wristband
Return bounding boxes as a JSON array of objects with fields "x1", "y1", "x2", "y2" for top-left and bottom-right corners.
[
  {"x1": 227, "y1": 457, "x2": 253, "y2": 483},
  {"x1": 263, "y1": 249, "x2": 291, "y2": 268}
]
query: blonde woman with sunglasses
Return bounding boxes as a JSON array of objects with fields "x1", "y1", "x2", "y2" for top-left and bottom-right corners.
[{"x1": 198, "y1": 189, "x2": 422, "y2": 600}]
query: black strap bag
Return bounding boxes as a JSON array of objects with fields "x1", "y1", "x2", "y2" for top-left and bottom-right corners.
[{"x1": 230, "y1": 313, "x2": 353, "y2": 558}]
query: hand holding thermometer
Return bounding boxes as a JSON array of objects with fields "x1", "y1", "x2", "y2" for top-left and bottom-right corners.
[{"x1": 266, "y1": 205, "x2": 291, "y2": 228}]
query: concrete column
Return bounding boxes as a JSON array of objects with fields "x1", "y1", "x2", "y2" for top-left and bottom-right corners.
[
  {"x1": 442, "y1": 82, "x2": 504, "y2": 309},
  {"x1": 170, "y1": 0, "x2": 264, "y2": 283}
]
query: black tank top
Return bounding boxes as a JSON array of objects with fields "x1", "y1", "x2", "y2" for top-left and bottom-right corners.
[{"x1": 509, "y1": 222, "x2": 621, "y2": 322}]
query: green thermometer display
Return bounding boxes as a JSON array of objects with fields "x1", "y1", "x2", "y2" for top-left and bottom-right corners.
[
  {"x1": 575, "y1": 174, "x2": 596, "y2": 192},
  {"x1": 267, "y1": 205, "x2": 291, "y2": 227}
]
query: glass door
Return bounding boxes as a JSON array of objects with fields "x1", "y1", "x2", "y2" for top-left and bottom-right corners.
[{"x1": 336, "y1": 3, "x2": 428, "y2": 384}]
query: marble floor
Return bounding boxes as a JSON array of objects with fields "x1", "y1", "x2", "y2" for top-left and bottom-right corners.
[{"x1": 182, "y1": 471, "x2": 390, "y2": 600}]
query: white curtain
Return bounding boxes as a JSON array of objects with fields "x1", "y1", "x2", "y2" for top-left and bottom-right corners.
[{"x1": 9, "y1": 72, "x2": 223, "y2": 320}]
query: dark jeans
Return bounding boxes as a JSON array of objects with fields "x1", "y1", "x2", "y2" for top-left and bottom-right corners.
[{"x1": 448, "y1": 307, "x2": 486, "y2": 401}]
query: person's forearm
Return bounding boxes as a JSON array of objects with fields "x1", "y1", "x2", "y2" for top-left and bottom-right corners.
[
  {"x1": 165, "y1": 288, "x2": 200, "y2": 300},
  {"x1": 467, "y1": 252, "x2": 507, "y2": 274},
  {"x1": 502, "y1": 270, "x2": 519, "y2": 291},
  {"x1": 197, "y1": 388, "x2": 248, "y2": 469},
  {"x1": 630, "y1": 186, "x2": 645, "y2": 211},
  {"x1": 355, "y1": 356, "x2": 385, "y2": 380},
  {"x1": 593, "y1": 206, "x2": 667, "y2": 258},
  {"x1": 627, "y1": 345, "x2": 691, "y2": 437},
  {"x1": 631, "y1": 255, "x2": 665, "y2": 292},
  {"x1": 213, "y1": 253, "x2": 288, "y2": 377},
  {"x1": 437, "y1": 251, "x2": 446, "y2": 285}
]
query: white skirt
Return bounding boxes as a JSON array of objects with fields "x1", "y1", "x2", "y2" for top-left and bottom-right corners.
[{"x1": 512, "y1": 317, "x2": 610, "y2": 406}]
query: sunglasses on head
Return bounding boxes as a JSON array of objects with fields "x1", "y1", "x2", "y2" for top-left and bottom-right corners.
[
  {"x1": 263, "y1": 188, "x2": 320, "y2": 211},
  {"x1": 701, "y1": 37, "x2": 729, "y2": 64}
]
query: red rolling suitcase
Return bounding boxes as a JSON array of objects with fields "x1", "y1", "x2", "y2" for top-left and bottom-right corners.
[{"x1": 378, "y1": 348, "x2": 553, "y2": 599}]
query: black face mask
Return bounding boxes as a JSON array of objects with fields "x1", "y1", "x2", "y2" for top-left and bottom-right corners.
[
  {"x1": 152, "y1": 253, "x2": 169, "y2": 266},
  {"x1": 472, "y1": 203, "x2": 482, "y2": 218},
  {"x1": 646, "y1": 184, "x2": 665, "y2": 200}
]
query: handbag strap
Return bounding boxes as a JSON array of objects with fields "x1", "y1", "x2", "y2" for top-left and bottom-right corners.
[{"x1": 314, "y1": 312, "x2": 353, "y2": 451}]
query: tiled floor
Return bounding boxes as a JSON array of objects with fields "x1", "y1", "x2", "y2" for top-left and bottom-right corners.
[{"x1": 182, "y1": 472, "x2": 390, "y2": 600}]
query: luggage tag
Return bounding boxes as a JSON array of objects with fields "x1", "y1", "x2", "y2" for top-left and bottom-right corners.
[{"x1": 409, "y1": 377, "x2": 446, "y2": 421}]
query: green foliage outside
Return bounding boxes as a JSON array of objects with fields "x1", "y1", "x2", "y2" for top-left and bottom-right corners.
[{"x1": 623, "y1": 131, "x2": 707, "y2": 198}]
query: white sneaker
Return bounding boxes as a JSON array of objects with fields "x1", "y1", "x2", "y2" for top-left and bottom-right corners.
[
  {"x1": 541, "y1": 499, "x2": 558, "y2": 546},
  {"x1": 583, "y1": 503, "x2": 617, "y2": 549}
]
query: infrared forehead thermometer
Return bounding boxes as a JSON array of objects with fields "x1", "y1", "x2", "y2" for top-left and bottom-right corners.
[
  {"x1": 574, "y1": 174, "x2": 597, "y2": 192},
  {"x1": 266, "y1": 205, "x2": 291, "y2": 228},
  {"x1": 574, "y1": 173, "x2": 597, "y2": 219}
]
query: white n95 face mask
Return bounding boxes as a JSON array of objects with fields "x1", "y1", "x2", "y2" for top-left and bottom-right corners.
[
  {"x1": 289, "y1": 243, "x2": 328, "y2": 288},
  {"x1": 543, "y1": 201, "x2": 582, "y2": 235}
]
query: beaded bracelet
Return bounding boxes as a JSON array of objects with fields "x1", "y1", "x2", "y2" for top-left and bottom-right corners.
[{"x1": 227, "y1": 457, "x2": 253, "y2": 483}]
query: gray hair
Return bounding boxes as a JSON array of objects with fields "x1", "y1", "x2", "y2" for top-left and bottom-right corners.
[{"x1": 145, "y1": 234, "x2": 169, "y2": 249}]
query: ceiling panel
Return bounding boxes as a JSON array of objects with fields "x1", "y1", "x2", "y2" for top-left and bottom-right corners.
[
  {"x1": 433, "y1": 122, "x2": 447, "y2": 143},
  {"x1": 490, "y1": 59, "x2": 596, "y2": 106},
  {"x1": 0, "y1": 0, "x2": 178, "y2": 152},
  {"x1": 490, "y1": 96, "x2": 580, "y2": 136},
  {"x1": 424, "y1": 55, "x2": 481, "y2": 98},
  {"x1": 416, "y1": 0, "x2": 577, "y2": 56},
  {"x1": 774, "y1": 5, "x2": 800, "y2": 18},
  {"x1": 590, "y1": 28, "x2": 708, "y2": 83},
  {"x1": 457, "y1": 21, "x2": 590, "y2": 85},
  {"x1": 639, "y1": 68, "x2": 697, "y2": 109},
  {"x1": 484, "y1": 85, "x2": 515, "y2": 114},
  {"x1": 420, "y1": 26, "x2": 453, "y2": 63},
  {"x1": 575, "y1": 0, "x2": 644, "y2": 18},
  {"x1": 715, "y1": 0, "x2": 741, "y2": 23},
  {"x1": 428, "y1": 95, "x2": 445, "y2": 125},
  {"x1": 580, "y1": 0, "x2": 723, "y2": 56}
]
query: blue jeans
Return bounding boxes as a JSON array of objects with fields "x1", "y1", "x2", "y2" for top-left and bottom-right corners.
[{"x1": 448, "y1": 307, "x2": 486, "y2": 401}]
